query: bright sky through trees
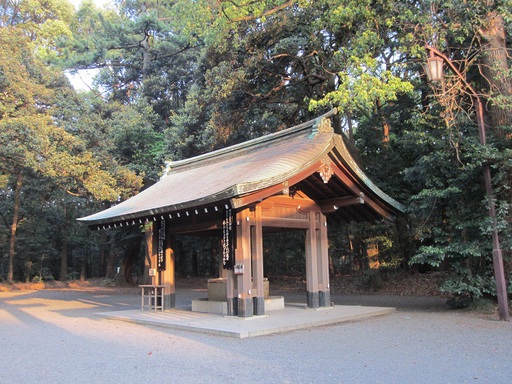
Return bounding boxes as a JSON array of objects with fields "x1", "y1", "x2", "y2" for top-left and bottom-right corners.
[
  {"x1": 66, "y1": 0, "x2": 110, "y2": 89},
  {"x1": 69, "y1": 0, "x2": 110, "y2": 9}
]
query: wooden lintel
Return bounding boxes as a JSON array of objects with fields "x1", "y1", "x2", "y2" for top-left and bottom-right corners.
[
  {"x1": 261, "y1": 217, "x2": 311, "y2": 229},
  {"x1": 260, "y1": 195, "x2": 311, "y2": 206},
  {"x1": 260, "y1": 195, "x2": 317, "y2": 210}
]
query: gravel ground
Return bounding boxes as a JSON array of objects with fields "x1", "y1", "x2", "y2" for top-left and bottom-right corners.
[{"x1": 1, "y1": 286, "x2": 511, "y2": 384}]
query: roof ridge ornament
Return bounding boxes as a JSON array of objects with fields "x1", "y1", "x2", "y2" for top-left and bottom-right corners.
[
  {"x1": 310, "y1": 116, "x2": 334, "y2": 138},
  {"x1": 318, "y1": 157, "x2": 334, "y2": 183},
  {"x1": 161, "y1": 162, "x2": 172, "y2": 178}
]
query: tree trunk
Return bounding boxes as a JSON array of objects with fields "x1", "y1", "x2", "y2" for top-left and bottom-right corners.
[
  {"x1": 478, "y1": 10, "x2": 512, "y2": 268},
  {"x1": 141, "y1": 37, "x2": 151, "y2": 80},
  {"x1": 122, "y1": 237, "x2": 143, "y2": 285},
  {"x1": 80, "y1": 258, "x2": 87, "y2": 281},
  {"x1": 99, "y1": 231, "x2": 107, "y2": 277},
  {"x1": 346, "y1": 111, "x2": 354, "y2": 142},
  {"x1": 8, "y1": 173, "x2": 22, "y2": 283},
  {"x1": 209, "y1": 238, "x2": 218, "y2": 277},
  {"x1": 376, "y1": 100, "x2": 390, "y2": 144},
  {"x1": 192, "y1": 248, "x2": 199, "y2": 276},
  {"x1": 106, "y1": 251, "x2": 116, "y2": 278},
  {"x1": 60, "y1": 204, "x2": 69, "y2": 281},
  {"x1": 478, "y1": 11, "x2": 512, "y2": 137},
  {"x1": 59, "y1": 240, "x2": 68, "y2": 281}
]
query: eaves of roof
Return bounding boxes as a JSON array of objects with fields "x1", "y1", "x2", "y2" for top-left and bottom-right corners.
[
  {"x1": 78, "y1": 110, "x2": 338, "y2": 227},
  {"x1": 330, "y1": 135, "x2": 405, "y2": 213},
  {"x1": 77, "y1": 109, "x2": 404, "y2": 228}
]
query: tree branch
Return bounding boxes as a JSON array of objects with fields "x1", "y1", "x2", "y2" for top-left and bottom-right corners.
[
  {"x1": 156, "y1": 42, "x2": 203, "y2": 60},
  {"x1": 221, "y1": 0, "x2": 294, "y2": 23}
]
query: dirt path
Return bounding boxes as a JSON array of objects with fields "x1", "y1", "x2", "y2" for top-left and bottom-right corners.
[{"x1": 1, "y1": 283, "x2": 510, "y2": 384}]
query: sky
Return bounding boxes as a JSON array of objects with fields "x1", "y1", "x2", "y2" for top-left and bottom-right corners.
[
  {"x1": 67, "y1": 69, "x2": 98, "y2": 91},
  {"x1": 66, "y1": 0, "x2": 111, "y2": 90},
  {"x1": 69, "y1": 0, "x2": 111, "y2": 9}
]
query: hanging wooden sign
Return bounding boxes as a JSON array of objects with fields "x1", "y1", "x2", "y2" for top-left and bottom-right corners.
[
  {"x1": 157, "y1": 218, "x2": 166, "y2": 271},
  {"x1": 222, "y1": 208, "x2": 235, "y2": 269}
]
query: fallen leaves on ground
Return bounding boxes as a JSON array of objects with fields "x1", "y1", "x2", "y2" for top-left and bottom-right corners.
[
  {"x1": 267, "y1": 271, "x2": 449, "y2": 297},
  {"x1": 1, "y1": 272, "x2": 450, "y2": 297}
]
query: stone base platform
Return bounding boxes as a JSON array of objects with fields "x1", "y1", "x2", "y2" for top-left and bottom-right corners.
[
  {"x1": 191, "y1": 296, "x2": 285, "y2": 315},
  {"x1": 97, "y1": 304, "x2": 396, "y2": 339}
]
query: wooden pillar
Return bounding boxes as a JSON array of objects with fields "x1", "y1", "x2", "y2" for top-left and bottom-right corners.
[
  {"x1": 154, "y1": 219, "x2": 175, "y2": 309},
  {"x1": 252, "y1": 206, "x2": 265, "y2": 315},
  {"x1": 235, "y1": 209, "x2": 253, "y2": 317},
  {"x1": 317, "y1": 213, "x2": 330, "y2": 307},
  {"x1": 145, "y1": 224, "x2": 157, "y2": 285},
  {"x1": 226, "y1": 269, "x2": 236, "y2": 316},
  {"x1": 162, "y1": 233, "x2": 176, "y2": 309},
  {"x1": 222, "y1": 209, "x2": 236, "y2": 316},
  {"x1": 305, "y1": 211, "x2": 319, "y2": 308}
]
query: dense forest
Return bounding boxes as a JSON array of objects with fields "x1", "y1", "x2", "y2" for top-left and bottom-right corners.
[{"x1": 1, "y1": 0, "x2": 511, "y2": 306}]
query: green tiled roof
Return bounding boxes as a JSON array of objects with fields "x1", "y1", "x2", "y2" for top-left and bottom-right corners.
[{"x1": 78, "y1": 110, "x2": 404, "y2": 228}]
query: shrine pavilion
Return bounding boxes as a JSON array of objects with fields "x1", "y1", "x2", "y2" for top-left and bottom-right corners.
[{"x1": 78, "y1": 109, "x2": 404, "y2": 317}]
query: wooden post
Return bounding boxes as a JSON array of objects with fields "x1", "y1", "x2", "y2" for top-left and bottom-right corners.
[
  {"x1": 226, "y1": 269, "x2": 236, "y2": 316},
  {"x1": 235, "y1": 209, "x2": 253, "y2": 317},
  {"x1": 154, "y1": 219, "x2": 175, "y2": 309},
  {"x1": 162, "y1": 233, "x2": 176, "y2": 309},
  {"x1": 252, "y1": 206, "x2": 265, "y2": 315},
  {"x1": 305, "y1": 211, "x2": 319, "y2": 308},
  {"x1": 317, "y1": 213, "x2": 330, "y2": 307},
  {"x1": 150, "y1": 223, "x2": 158, "y2": 286},
  {"x1": 144, "y1": 224, "x2": 156, "y2": 285}
]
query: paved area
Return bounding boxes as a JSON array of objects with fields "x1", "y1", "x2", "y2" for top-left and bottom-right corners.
[
  {"x1": 97, "y1": 303, "x2": 395, "y2": 338},
  {"x1": 1, "y1": 287, "x2": 511, "y2": 384}
]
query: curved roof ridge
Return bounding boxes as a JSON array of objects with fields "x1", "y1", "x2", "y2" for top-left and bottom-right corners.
[
  {"x1": 162, "y1": 109, "x2": 337, "y2": 175},
  {"x1": 77, "y1": 109, "x2": 405, "y2": 227},
  {"x1": 234, "y1": 135, "x2": 336, "y2": 197}
]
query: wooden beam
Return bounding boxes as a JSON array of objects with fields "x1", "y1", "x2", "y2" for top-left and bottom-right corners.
[
  {"x1": 231, "y1": 184, "x2": 289, "y2": 208},
  {"x1": 259, "y1": 195, "x2": 314, "y2": 207},
  {"x1": 319, "y1": 194, "x2": 364, "y2": 213},
  {"x1": 261, "y1": 217, "x2": 311, "y2": 229},
  {"x1": 296, "y1": 204, "x2": 318, "y2": 214},
  {"x1": 330, "y1": 165, "x2": 395, "y2": 221},
  {"x1": 331, "y1": 164, "x2": 363, "y2": 196},
  {"x1": 230, "y1": 162, "x2": 322, "y2": 208},
  {"x1": 362, "y1": 199, "x2": 395, "y2": 221},
  {"x1": 259, "y1": 195, "x2": 319, "y2": 215}
]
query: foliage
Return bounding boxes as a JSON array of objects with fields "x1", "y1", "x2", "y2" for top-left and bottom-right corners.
[
  {"x1": 262, "y1": 232, "x2": 306, "y2": 277},
  {"x1": 0, "y1": 1, "x2": 143, "y2": 281},
  {"x1": 403, "y1": 110, "x2": 503, "y2": 297},
  {"x1": 1, "y1": 0, "x2": 510, "y2": 302}
]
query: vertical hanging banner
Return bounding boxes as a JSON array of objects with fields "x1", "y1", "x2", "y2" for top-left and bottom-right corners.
[
  {"x1": 157, "y1": 218, "x2": 166, "y2": 271},
  {"x1": 222, "y1": 208, "x2": 235, "y2": 269}
]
